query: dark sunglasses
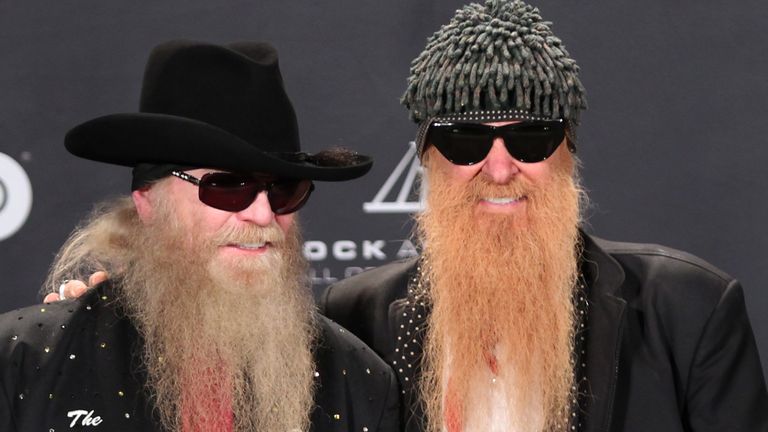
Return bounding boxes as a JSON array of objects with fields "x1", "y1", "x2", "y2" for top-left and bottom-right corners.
[
  {"x1": 427, "y1": 119, "x2": 569, "y2": 165},
  {"x1": 171, "y1": 171, "x2": 314, "y2": 214}
]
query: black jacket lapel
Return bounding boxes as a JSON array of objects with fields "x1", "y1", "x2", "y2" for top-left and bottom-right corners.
[{"x1": 581, "y1": 234, "x2": 627, "y2": 432}]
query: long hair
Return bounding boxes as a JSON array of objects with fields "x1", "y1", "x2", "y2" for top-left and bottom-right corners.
[{"x1": 43, "y1": 196, "x2": 138, "y2": 296}]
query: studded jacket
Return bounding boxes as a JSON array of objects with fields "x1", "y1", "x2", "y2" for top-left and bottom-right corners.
[
  {"x1": 320, "y1": 233, "x2": 768, "y2": 432},
  {"x1": 0, "y1": 281, "x2": 400, "y2": 432}
]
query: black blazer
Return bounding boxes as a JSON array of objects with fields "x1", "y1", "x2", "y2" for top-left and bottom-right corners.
[
  {"x1": 0, "y1": 282, "x2": 400, "y2": 431},
  {"x1": 321, "y1": 233, "x2": 768, "y2": 432}
]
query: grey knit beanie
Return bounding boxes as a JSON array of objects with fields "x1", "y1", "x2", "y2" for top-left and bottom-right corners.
[{"x1": 402, "y1": 0, "x2": 587, "y2": 153}]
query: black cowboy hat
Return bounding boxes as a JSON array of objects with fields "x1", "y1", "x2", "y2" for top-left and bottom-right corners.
[{"x1": 65, "y1": 40, "x2": 372, "y2": 185}]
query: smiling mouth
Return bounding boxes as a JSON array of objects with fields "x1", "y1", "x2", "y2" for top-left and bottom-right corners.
[{"x1": 481, "y1": 196, "x2": 525, "y2": 205}]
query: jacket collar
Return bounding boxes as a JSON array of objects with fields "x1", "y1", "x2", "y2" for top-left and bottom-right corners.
[{"x1": 580, "y1": 233, "x2": 627, "y2": 432}]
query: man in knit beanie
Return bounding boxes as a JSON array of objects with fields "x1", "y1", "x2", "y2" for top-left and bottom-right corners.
[{"x1": 323, "y1": 1, "x2": 768, "y2": 431}]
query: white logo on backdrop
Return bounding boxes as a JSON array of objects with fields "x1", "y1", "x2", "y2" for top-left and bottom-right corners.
[
  {"x1": 363, "y1": 141, "x2": 425, "y2": 213},
  {"x1": 0, "y1": 152, "x2": 33, "y2": 241}
]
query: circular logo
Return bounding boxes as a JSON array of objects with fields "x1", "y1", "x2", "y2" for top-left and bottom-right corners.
[{"x1": 0, "y1": 152, "x2": 33, "y2": 241}]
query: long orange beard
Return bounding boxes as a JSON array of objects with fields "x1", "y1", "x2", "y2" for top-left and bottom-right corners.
[
  {"x1": 118, "y1": 197, "x2": 317, "y2": 432},
  {"x1": 417, "y1": 152, "x2": 583, "y2": 432}
]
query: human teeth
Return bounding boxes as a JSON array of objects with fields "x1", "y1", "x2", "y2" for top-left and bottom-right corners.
[
  {"x1": 483, "y1": 197, "x2": 520, "y2": 204},
  {"x1": 234, "y1": 242, "x2": 266, "y2": 249}
]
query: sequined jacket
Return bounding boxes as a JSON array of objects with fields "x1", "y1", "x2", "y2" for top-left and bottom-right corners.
[
  {"x1": 0, "y1": 282, "x2": 400, "y2": 432},
  {"x1": 320, "y1": 233, "x2": 768, "y2": 432}
]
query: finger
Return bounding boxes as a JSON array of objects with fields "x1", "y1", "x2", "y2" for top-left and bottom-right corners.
[
  {"x1": 43, "y1": 293, "x2": 60, "y2": 303},
  {"x1": 63, "y1": 280, "x2": 89, "y2": 299},
  {"x1": 88, "y1": 271, "x2": 109, "y2": 287}
]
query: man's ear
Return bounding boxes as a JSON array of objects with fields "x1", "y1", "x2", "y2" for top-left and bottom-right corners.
[{"x1": 132, "y1": 187, "x2": 154, "y2": 223}]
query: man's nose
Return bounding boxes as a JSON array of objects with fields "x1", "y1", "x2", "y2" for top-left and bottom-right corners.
[
  {"x1": 234, "y1": 191, "x2": 275, "y2": 226},
  {"x1": 480, "y1": 138, "x2": 520, "y2": 184}
]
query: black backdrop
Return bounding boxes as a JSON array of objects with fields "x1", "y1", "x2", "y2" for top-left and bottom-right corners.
[{"x1": 2, "y1": 0, "x2": 767, "y2": 379}]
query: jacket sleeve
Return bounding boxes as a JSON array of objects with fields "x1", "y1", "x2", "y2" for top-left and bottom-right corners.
[{"x1": 684, "y1": 280, "x2": 768, "y2": 431}]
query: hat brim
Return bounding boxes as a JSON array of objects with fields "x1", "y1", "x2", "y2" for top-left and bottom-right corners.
[{"x1": 65, "y1": 113, "x2": 372, "y2": 181}]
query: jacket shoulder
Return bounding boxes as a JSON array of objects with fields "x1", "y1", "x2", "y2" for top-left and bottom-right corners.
[
  {"x1": 0, "y1": 288, "x2": 104, "y2": 361},
  {"x1": 320, "y1": 257, "x2": 418, "y2": 317},
  {"x1": 593, "y1": 236, "x2": 733, "y2": 283},
  {"x1": 318, "y1": 258, "x2": 418, "y2": 357},
  {"x1": 587, "y1": 235, "x2": 740, "y2": 337}
]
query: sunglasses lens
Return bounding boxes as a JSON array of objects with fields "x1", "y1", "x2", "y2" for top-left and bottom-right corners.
[
  {"x1": 198, "y1": 173, "x2": 258, "y2": 212},
  {"x1": 428, "y1": 124, "x2": 493, "y2": 165},
  {"x1": 502, "y1": 121, "x2": 566, "y2": 163},
  {"x1": 269, "y1": 180, "x2": 314, "y2": 215}
]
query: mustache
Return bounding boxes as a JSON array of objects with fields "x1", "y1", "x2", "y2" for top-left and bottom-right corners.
[{"x1": 211, "y1": 223, "x2": 286, "y2": 246}]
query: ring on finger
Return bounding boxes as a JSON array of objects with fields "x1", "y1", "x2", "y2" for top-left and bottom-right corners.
[{"x1": 58, "y1": 280, "x2": 69, "y2": 300}]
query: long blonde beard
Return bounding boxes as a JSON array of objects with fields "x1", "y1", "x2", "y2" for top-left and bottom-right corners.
[
  {"x1": 116, "y1": 196, "x2": 318, "y2": 432},
  {"x1": 417, "y1": 153, "x2": 583, "y2": 432}
]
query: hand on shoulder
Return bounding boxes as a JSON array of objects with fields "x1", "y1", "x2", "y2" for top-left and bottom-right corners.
[{"x1": 43, "y1": 271, "x2": 108, "y2": 303}]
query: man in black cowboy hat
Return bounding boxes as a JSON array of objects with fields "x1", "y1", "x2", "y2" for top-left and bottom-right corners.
[
  {"x1": 0, "y1": 40, "x2": 398, "y2": 431},
  {"x1": 320, "y1": 1, "x2": 768, "y2": 432}
]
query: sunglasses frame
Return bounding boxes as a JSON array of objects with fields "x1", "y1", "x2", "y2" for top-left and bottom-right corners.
[
  {"x1": 170, "y1": 170, "x2": 314, "y2": 215},
  {"x1": 426, "y1": 119, "x2": 573, "y2": 166}
]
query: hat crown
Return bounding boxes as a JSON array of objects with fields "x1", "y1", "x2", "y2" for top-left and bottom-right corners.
[
  {"x1": 65, "y1": 40, "x2": 373, "y2": 183},
  {"x1": 402, "y1": 0, "x2": 587, "y2": 123},
  {"x1": 139, "y1": 40, "x2": 299, "y2": 153}
]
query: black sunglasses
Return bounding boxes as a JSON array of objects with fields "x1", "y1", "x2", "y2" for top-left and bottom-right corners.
[
  {"x1": 171, "y1": 171, "x2": 314, "y2": 214},
  {"x1": 427, "y1": 119, "x2": 569, "y2": 165}
]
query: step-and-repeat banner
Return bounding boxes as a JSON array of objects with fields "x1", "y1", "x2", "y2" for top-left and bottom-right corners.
[{"x1": 2, "y1": 0, "x2": 767, "y2": 376}]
